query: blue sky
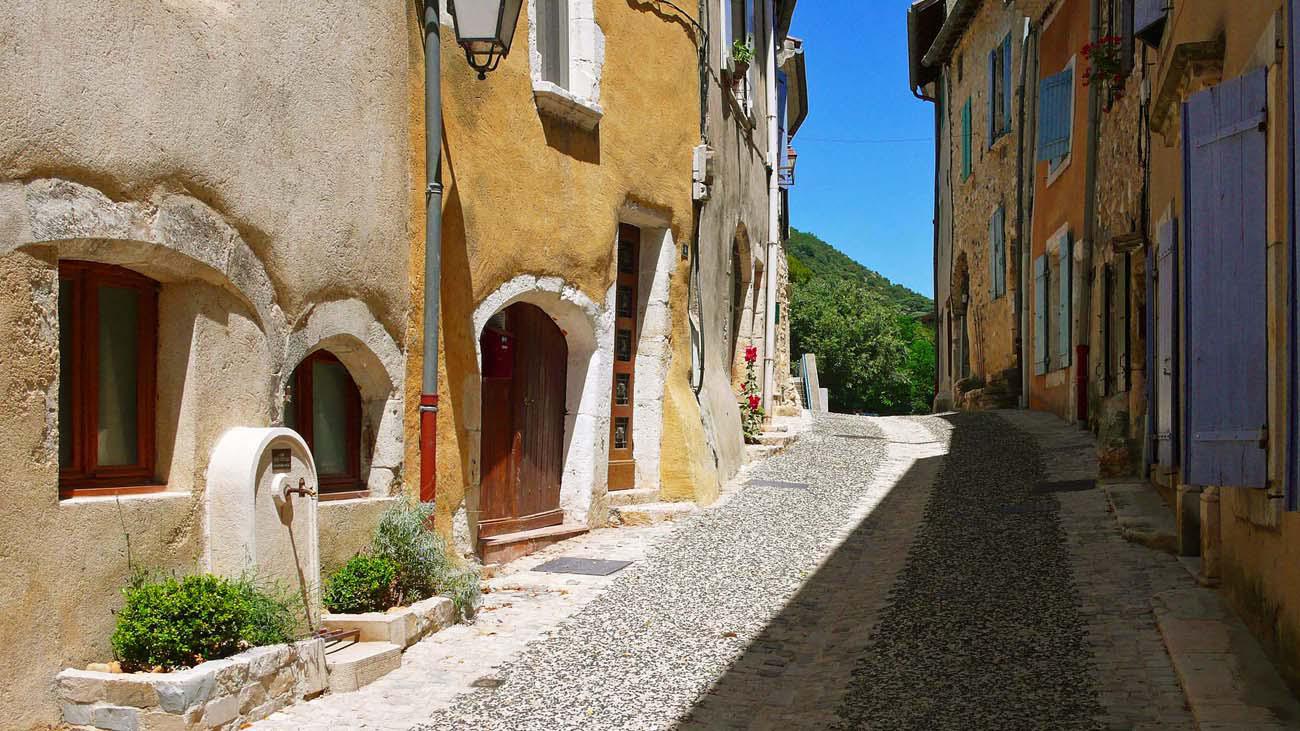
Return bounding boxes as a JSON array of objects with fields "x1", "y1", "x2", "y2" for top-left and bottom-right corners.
[{"x1": 788, "y1": 0, "x2": 937, "y2": 297}]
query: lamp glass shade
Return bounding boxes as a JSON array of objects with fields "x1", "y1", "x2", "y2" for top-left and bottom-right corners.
[{"x1": 450, "y1": 0, "x2": 525, "y2": 75}]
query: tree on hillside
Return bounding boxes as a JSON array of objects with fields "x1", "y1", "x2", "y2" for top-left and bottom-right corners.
[{"x1": 790, "y1": 280, "x2": 930, "y2": 415}]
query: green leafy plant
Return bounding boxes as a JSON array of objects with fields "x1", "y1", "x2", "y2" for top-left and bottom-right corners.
[
  {"x1": 111, "y1": 573, "x2": 302, "y2": 672},
  {"x1": 731, "y1": 39, "x2": 755, "y2": 65},
  {"x1": 322, "y1": 555, "x2": 398, "y2": 614},
  {"x1": 323, "y1": 498, "x2": 481, "y2": 618}
]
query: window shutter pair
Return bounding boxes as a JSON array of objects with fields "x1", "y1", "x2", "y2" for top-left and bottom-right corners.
[
  {"x1": 1037, "y1": 67, "x2": 1074, "y2": 162},
  {"x1": 1056, "y1": 230, "x2": 1072, "y2": 368},
  {"x1": 1033, "y1": 255, "x2": 1049, "y2": 375},
  {"x1": 961, "y1": 99, "x2": 972, "y2": 179},
  {"x1": 988, "y1": 206, "x2": 1006, "y2": 298},
  {"x1": 1134, "y1": 0, "x2": 1167, "y2": 47},
  {"x1": 988, "y1": 35, "x2": 1014, "y2": 144}
]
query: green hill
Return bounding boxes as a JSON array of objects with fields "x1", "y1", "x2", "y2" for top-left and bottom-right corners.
[{"x1": 787, "y1": 228, "x2": 932, "y2": 317}]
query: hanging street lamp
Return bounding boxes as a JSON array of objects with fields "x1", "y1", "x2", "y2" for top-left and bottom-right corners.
[
  {"x1": 419, "y1": 0, "x2": 522, "y2": 506},
  {"x1": 448, "y1": 0, "x2": 526, "y2": 79}
]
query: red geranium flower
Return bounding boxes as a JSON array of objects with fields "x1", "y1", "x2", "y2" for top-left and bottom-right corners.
[
  {"x1": 748, "y1": 395, "x2": 761, "y2": 410},
  {"x1": 744, "y1": 346, "x2": 758, "y2": 363}
]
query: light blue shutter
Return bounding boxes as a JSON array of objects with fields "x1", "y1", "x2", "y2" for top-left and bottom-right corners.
[
  {"x1": 1034, "y1": 255, "x2": 1049, "y2": 374},
  {"x1": 1003, "y1": 37, "x2": 1013, "y2": 136},
  {"x1": 989, "y1": 210, "x2": 998, "y2": 296},
  {"x1": 996, "y1": 206, "x2": 1007, "y2": 296},
  {"x1": 1037, "y1": 67, "x2": 1074, "y2": 161},
  {"x1": 961, "y1": 99, "x2": 972, "y2": 179},
  {"x1": 1057, "y1": 232, "x2": 1072, "y2": 366}
]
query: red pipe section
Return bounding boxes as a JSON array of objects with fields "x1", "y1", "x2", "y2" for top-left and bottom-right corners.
[
  {"x1": 419, "y1": 394, "x2": 439, "y2": 503},
  {"x1": 1075, "y1": 344, "x2": 1089, "y2": 424}
]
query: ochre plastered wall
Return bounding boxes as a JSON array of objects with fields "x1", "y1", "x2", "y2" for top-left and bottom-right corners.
[
  {"x1": 0, "y1": 1, "x2": 418, "y2": 724},
  {"x1": 410, "y1": 2, "x2": 704, "y2": 535},
  {"x1": 1028, "y1": 0, "x2": 1089, "y2": 420}
]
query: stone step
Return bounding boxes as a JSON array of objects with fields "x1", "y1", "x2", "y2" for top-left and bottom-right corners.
[
  {"x1": 1153, "y1": 587, "x2": 1300, "y2": 728},
  {"x1": 1101, "y1": 480, "x2": 1177, "y2": 555},
  {"x1": 756, "y1": 432, "x2": 793, "y2": 448},
  {"x1": 745, "y1": 444, "x2": 780, "y2": 463},
  {"x1": 478, "y1": 523, "x2": 589, "y2": 565},
  {"x1": 611, "y1": 501, "x2": 696, "y2": 526},
  {"x1": 607, "y1": 487, "x2": 660, "y2": 507},
  {"x1": 324, "y1": 642, "x2": 402, "y2": 693}
]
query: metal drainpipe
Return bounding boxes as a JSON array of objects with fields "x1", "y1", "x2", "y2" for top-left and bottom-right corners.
[
  {"x1": 1077, "y1": 0, "x2": 1102, "y2": 427},
  {"x1": 419, "y1": 0, "x2": 443, "y2": 504},
  {"x1": 761, "y1": 0, "x2": 780, "y2": 418}
]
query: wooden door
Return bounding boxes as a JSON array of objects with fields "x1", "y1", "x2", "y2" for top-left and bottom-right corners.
[
  {"x1": 1183, "y1": 69, "x2": 1268, "y2": 488},
  {"x1": 608, "y1": 225, "x2": 640, "y2": 490},
  {"x1": 479, "y1": 303, "x2": 568, "y2": 538}
]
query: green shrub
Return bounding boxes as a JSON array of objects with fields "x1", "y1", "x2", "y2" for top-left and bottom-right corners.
[
  {"x1": 322, "y1": 555, "x2": 398, "y2": 614},
  {"x1": 111, "y1": 574, "x2": 301, "y2": 671},
  {"x1": 370, "y1": 498, "x2": 480, "y2": 617}
]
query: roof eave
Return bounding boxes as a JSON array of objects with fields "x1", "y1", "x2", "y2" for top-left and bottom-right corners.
[{"x1": 921, "y1": 0, "x2": 980, "y2": 68}]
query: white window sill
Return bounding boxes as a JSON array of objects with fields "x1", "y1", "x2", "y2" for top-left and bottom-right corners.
[
  {"x1": 59, "y1": 490, "x2": 189, "y2": 508},
  {"x1": 533, "y1": 81, "x2": 603, "y2": 131},
  {"x1": 1045, "y1": 153, "x2": 1073, "y2": 188}
]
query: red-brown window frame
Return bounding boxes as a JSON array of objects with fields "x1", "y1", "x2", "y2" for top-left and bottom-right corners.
[
  {"x1": 58, "y1": 261, "x2": 160, "y2": 498},
  {"x1": 289, "y1": 350, "x2": 364, "y2": 497}
]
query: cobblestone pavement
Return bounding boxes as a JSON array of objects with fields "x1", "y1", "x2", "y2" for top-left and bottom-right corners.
[{"x1": 261, "y1": 411, "x2": 1204, "y2": 730}]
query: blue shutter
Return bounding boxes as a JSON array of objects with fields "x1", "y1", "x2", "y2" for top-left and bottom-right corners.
[
  {"x1": 777, "y1": 70, "x2": 789, "y2": 186},
  {"x1": 1057, "y1": 231, "x2": 1072, "y2": 367},
  {"x1": 1034, "y1": 255, "x2": 1049, "y2": 374},
  {"x1": 1184, "y1": 69, "x2": 1269, "y2": 488},
  {"x1": 988, "y1": 206, "x2": 1006, "y2": 298},
  {"x1": 961, "y1": 99, "x2": 972, "y2": 179},
  {"x1": 987, "y1": 48, "x2": 997, "y2": 146},
  {"x1": 1037, "y1": 67, "x2": 1074, "y2": 162},
  {"x1": 1003, "y1": 37, "x2": 1014, "y2": 138},
  {"x1": 997, "y1": 207, "x2": 1007, "y2": 296}
]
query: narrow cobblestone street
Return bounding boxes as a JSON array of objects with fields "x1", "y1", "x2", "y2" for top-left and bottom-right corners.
[{"x1": 259, "y1": 412, "x2": 1206, "y2": 730}]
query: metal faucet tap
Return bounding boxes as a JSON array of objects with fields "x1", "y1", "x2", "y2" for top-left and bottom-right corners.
[{"x1": 285, "y1": 478, "x2": 317, "y2": 499}]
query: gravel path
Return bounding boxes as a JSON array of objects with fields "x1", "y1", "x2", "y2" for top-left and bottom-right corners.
[
  {"x1": 416, "y1": 413, "x2": 899, "y2": 731},
  {"x1": 833, "y1": 412, "x2": 1104, "y2": 729}
]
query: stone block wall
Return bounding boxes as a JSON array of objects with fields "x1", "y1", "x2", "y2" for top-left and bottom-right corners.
[{"x1": 57, "y1": 639, "x2": 327, "y2": 731}]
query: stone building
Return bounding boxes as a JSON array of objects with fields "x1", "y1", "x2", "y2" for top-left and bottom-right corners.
[
  {"x1": 0, "y1": 0, "x2": 806, "y2": 724},
  {"x1": 913, "y1": 0, "x2": 1300, "y2": 700},
  {"x1": 424, "y1": 0, "x2": 807, "y2": 563},
  {"x1": 910, "y1": 0, "x2": 1056, "y2": 410}
]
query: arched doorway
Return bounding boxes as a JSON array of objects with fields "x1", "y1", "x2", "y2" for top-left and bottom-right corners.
[
  {"x1": 479, "y1": 302, "x2": 569, "y2": 538},
  {"x1": 285, "y1": 350, "x2": 363, "y2": 494}
]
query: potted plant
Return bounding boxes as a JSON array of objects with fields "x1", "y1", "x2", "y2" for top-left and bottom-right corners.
[
  {"x1": 1082, "y1": 36, "x2": 1127, "y2": 110},
  {"x1": 731, "y1": 39, "x2": 755, "y2": 88}
]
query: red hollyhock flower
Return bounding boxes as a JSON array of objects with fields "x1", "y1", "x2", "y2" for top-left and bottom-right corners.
[
  {"x1": 748, "y1": 395, "x2": 761, "y2": 410},
  {"x1": 744, "y1": 346, "x2": 758, "y2": 363}
]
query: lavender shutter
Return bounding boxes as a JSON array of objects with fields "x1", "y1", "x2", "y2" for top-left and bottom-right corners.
[
  {"x1": 1034, "y1": 255, "x2": 1049, "y2": 374},
  {"x1": 996, "y1": 207, "x2": 1007, "y2": 296},
  {"x1": 988, "y1": 48, "x2": 997, "y2": 145},
  {"x1": 1155, "y1": 218, "x2": 1178, "y2": 468},
  {"x1": 1145, "y1": 234, "x2": 1157, "y2": 471},
  {"x1": 1183, "y1": 69, "x2": 1268, "y2": 488},
  {"x1": 1134, "y1": 0, "x2": 1167, "y2": 47}
]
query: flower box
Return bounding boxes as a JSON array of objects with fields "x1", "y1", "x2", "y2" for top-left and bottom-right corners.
[
  {"x1": 320, "y1": 595, "x2": 455, "y2": 650},
  {"x1": 58, "y1": 639, "x2": 326, "y2": 731}
]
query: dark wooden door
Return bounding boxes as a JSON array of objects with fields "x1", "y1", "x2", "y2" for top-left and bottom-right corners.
[
  {"x1": 609, "y1": 225, "x2": 640, "y2": 490},
  {"x1": 479, "y1": 303, "x2": 568, "y2": 538}
]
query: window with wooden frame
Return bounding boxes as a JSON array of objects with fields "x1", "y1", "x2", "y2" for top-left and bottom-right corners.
[
  {"x1": 58, "y1": 261, "x2": 160, "y2": 497},
  {"x1": 285, "y1": 351, "x2": 364, "y2": 497}
]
